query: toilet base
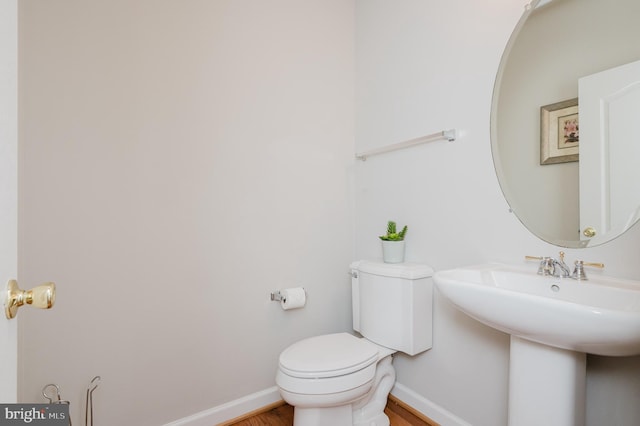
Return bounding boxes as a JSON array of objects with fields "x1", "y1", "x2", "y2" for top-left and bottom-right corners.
[
  {"x1": 291, "y1": 397, "x2": 390, "y2": 426},
  {"x1": 292, "y1": 404, "x2": 390, "y2": 426},
  {"x1": 293, "y1": 405, "x2": 352, "y2": 426}
]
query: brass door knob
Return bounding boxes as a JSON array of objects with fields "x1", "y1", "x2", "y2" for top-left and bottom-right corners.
[
  {"x1": 583, "y1": 227, "x2": 597, "y2": 238},
  {"x1": 4, "y1": 280, "x2": 56, "y2": 319}
]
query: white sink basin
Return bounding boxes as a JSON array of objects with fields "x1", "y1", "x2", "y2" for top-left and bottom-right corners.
[{"x1": 434, "y1": 263, "x2": 640, "y2": 356}]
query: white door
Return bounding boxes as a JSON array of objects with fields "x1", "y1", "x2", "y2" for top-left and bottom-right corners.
[
  {"x1": 579, "y1": 59, "x2": 640, "y2": 244},
  {"x1": 0, "y1": 0, "x2": 18, "y2": 403}
]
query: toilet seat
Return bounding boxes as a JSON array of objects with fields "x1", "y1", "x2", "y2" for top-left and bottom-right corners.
[
  {"x1": 279, "y1": 333, "x2": 379, "y2": 379},
  {"x1": 276, "y1": 333, "x2": 380, "y2": 396}
]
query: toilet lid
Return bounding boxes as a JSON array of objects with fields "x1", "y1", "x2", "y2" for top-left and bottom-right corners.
[{"x1": 279, "y1": 333, "x2": 379, "y2": 379}]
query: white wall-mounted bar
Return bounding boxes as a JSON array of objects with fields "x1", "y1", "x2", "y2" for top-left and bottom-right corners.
[{"x1": 355, "y1": 129, "x2": 457, "y2": 161}]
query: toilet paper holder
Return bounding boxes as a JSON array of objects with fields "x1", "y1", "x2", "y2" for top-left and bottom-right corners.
[
  {"x1": 270, "y1": 288, "x2": 306, "y2": 302},
  {"x1": 270, "y1": 291, "x2": 285, "y2": 302}
]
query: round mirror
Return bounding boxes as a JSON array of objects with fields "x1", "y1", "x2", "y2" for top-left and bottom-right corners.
[{"x1": 491, "y1": 0, "x2": 640, "y2": 248}]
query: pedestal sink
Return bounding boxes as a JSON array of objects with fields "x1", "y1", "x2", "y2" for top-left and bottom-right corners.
[{"x1": 434, "y1": 263, "x2": 640, "y2": 426}]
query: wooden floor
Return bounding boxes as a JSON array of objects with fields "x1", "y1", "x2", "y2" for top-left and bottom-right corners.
[{"x1": 221, "y1": 396, "x2": 438, "y2": 426}]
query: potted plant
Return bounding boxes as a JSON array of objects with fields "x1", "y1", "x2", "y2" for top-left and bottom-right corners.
[{"x1": 379, "y1": 220, "x2": 407, "y2": 263}]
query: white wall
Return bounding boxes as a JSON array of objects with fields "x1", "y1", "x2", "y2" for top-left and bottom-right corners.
[
  {"x1": 355, "y1": 0, "x2": 640, "y2": 425},
  {"x1": 18, "y1": 1, "x2": 354, "y2": 425}
]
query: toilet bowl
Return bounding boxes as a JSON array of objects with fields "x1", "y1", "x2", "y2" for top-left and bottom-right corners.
[
  {"x1": 275, "y1": 261, "x2": 435, "y2": 426},
  {"x1": 276, "y1": 333, "x2": 396, "y2": 426}
]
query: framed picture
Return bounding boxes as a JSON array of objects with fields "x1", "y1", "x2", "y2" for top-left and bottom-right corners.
[{"x1": 540, "y1": 98, "x2": 579, "y2": 165}]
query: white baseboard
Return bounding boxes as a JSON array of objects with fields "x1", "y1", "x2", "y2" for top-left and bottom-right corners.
[
  {"x1": 162, "y1": 386, "x2": 282, "y2": 426},
  {"x1": 391, "y1": 383, "x2": 472, "y2": 426},
  {"x1": 163, "y1": 382, "x2": 469, "y2": 426}
]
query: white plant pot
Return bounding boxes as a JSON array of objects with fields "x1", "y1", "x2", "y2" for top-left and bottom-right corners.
[{"x1": 381, "y1": 240, "x2": 405, "y2": 263}]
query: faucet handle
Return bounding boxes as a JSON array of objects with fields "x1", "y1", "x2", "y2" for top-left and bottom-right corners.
[
  {"x1": 525, "y1": 255, "x2": 554, "y2": 275},
  {"x1": 571, "y1": 260, "x2": 605, "y2": 281}
]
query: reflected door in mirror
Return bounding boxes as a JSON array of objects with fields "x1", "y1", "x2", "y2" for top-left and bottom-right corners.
[{"x1": 579, "y1": 59, "x2": 640, "y2": 244}]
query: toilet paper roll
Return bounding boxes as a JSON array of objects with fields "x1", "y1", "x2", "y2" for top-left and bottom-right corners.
[{"x1": 280, "y1": 287, "x2": 306, "y2": 310}]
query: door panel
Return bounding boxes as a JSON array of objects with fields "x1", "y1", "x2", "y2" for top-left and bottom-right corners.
[{"x1": 0, "y1": 0, "x2": 18, "y2": 403}]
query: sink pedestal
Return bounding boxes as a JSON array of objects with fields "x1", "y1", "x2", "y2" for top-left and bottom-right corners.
[{"x1": 509, "y1": 336, "x2": 586, "y2": 426}]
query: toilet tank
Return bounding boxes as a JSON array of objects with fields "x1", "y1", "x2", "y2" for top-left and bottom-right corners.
[{"x1": 350, "y1": 260, "x2": 434, "y2": 356}]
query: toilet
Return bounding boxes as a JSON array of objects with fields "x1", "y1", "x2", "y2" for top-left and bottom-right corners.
[{"x1": 275, "y1": 260, "x2": 434, "y2": 426}]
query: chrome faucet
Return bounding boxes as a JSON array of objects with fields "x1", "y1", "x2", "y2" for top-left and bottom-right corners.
[
  {"x1": 552, "y1": 252, "x2": 571, "y2": 278},
  {"x1": 525, "y1": 252, "x2": 604, "y2": 280}
]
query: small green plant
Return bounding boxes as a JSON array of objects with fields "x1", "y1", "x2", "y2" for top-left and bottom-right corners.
[{"x1": 379, "y1": 220, "x2": 407, "y2": 241}]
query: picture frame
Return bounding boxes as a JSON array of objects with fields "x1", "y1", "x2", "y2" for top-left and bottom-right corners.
[{"x1": 540, "y1": 98, "x2": 579, "y2": 165}]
